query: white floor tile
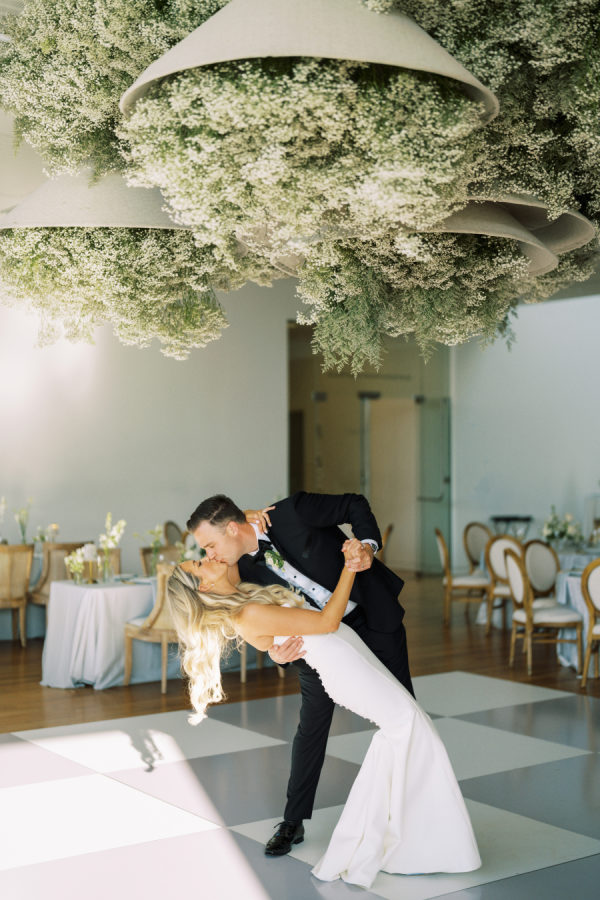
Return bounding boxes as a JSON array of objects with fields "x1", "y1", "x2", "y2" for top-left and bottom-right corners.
[
  {"x1": 14, "y1": 710, "x2": 284, "y2": 773},
  {"x1": 233, "y1": 801, "x2": 600, "y2": 900},
  {"x1": 0, "y1": 775, "x2": 219, "y2": 871},
  {"x1": 434, "y1": 718, "x2": 590, "y2": 780},
  {"x1": 413, "y1": 671, "x2": 571, "y2": 716}
]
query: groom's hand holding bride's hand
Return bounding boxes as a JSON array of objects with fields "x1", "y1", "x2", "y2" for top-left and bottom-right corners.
[
  {"x1": 268, "y1": 636, "x2": 306, "y2": 665},
  {"x1": 342, "y1": 538, "x2": 374, "y2": 572}
]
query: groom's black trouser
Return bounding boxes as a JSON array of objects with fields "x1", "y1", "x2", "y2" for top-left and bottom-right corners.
[{"x1": 283, "y1": 610, "x2": 414, "y2": 824}]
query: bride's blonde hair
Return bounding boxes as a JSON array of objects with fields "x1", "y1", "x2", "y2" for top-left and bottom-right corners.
[{"x1": 167, "y1": 565, "x2": 302, "y2": 723}]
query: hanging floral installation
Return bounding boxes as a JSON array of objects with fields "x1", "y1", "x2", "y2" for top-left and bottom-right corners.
[
  {"x1": 0, "y1": 0, "x2": 228, "y2": 176},
  {"x1": 0, "y1": 0, "x2": 598, "y2": 371},
  {"x1": 0, "y1": 173, "x2": 228, "y2": 358},
  {"x1": 0, "y1": 226, "x2": 227, "y2": 358}
]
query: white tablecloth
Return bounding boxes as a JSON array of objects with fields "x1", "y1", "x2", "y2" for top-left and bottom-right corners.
[
  {"x1": 41, "y1": 579, "x2": 181, "y2": 690},
  {"x1": 555, "y1": 571, "x2": 594, "y2": 678}
]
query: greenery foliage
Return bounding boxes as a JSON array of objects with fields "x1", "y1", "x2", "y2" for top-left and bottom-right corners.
[
  {"x1": 0, "y1": 0, "x2": 228, "y2": 175},
  {"x1": 0, "y1": 227, "x2": 228, "y2": 358}
]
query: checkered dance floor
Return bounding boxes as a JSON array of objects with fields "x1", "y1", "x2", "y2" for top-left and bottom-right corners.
[{"x1": 1, "y1": 672, "x2": 599, "y2": 899}]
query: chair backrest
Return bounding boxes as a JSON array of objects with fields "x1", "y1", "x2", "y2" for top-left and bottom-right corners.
[
  {"x1": 581, "y1": 558, "x2": 600, "y2": 619},
  {"x1": 486, "y1": 534, "x2": 522, "y2": 583},
  {"x1": 376, "y1": 524, "x2": 394, "y2": 564},
  {"x1": 0, "y1": 545, "x2": 34, "y2": 605},
  {"x1": 33, "y1": 542, "x2": 89, "y2": 601},
  {"x1": 141, "y1": 563, "x2": 177, "y2": 631},
  {"x1": 504, "y1": 548, "x2": 533, "y2": 619},
  {"x1": 524, "y1": 540, "x2": 559, "y2": 596},
  {"x1": 434, "y1": 528, "x2": 450, "y2": 577},
  {"x1": 463, "y1": 521, "x2": 492, "y2": 570},
  {"x1": 139, "y1": 545, "x2": 181, "y2": 576},
  {"x1": 163, "y1": 520, "x2": 183, "y2": 546}
]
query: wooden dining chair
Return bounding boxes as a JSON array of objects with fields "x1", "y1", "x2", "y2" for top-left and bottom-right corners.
[
  {"x1": 139, "y1": 545, "x2": 181, "y2": 576},
  {"x1": 28, "y1": 542, "x2": 89, "y2": 621},
  {"x1": 580, "y1": 558, "x2": 600, "y2": 689},
  {"x1": 0, "y1": 545, "x2": 34, "y2": 647},
  {"x1": 123, "y1": 563, "x2": 179, "y2": 694},
  {"x1": 163, "y1": 520, "x2": 184, "y2": 546},
  {"x1": 463, "y1": 522, "x2": 492, "y2": 574},
  {"x1": 484, "y1": 534, "x2": 522, "y2": 634},
  {"x1": 523, "y1": 539, "x2": 560, "y2": 604},
  {"x1": 435, "y1": 529, "x2": 489, "y2": 626},
  {"x1": 505, "y1": 548, "x2": 582, "y2": 676},
  {"x1": 376, "y1": 524, "x2": 394, "y2": 565}
]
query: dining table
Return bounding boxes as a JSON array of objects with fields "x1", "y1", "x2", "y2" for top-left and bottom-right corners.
[
  {"x1": 41, "y1": 578, "x2": 181, "y2": 690},
  {"x1": 555, "y1": 553, "x2": 599, "y2": 678}
]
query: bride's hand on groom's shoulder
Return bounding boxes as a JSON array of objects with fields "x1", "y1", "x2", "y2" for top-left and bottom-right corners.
[
  {"x1": 268, "y1": 636, "x2": 306, "y2": 665},
  {"x1": 244, "y1": 506, "x2": 275, "y2": 531}
]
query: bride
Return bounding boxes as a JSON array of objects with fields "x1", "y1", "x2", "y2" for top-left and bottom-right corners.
[{"x1": 167, "y1": 551, "x2": 481, "y2": 889}]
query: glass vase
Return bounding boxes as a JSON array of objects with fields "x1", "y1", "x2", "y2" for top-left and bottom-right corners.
[{"x1": 99, "y1": 553, "x2": 114, "y2": 583}]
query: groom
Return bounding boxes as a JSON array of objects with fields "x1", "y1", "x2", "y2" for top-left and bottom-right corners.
[{"x1": 187, "y1": 491, "x2": 414, "y2": 856}]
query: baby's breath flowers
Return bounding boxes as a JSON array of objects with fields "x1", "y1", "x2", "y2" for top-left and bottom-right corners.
[
  {"x1": 0, "y1": 227, "x2": 228, "y2": 359},
  {"x1": 0, "y1": 0, "x2": 229, "y2": 176}
]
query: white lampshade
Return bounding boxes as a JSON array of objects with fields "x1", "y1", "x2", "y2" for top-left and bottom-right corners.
[
  {"x1": 489, "y1": 194, "x2": 595, "y2": 256},
  {"x1": 120, "y1": 0, "x2": 498, "y2": 122},
  {"x1": 0, "y1": 171, "x2": 182, "y2": 230},
  {"x1": 430, "y1": 202, "x2": 558, "y2": 276}
]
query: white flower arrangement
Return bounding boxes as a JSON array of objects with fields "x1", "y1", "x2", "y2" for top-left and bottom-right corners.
[
  {"x1": 13, "y1": 498, "x2": 33, "y2": 544},
  {"x1": 369, "y1": 0, "x2": 600, "y2": 226},
  {"x1": 134, "y1": 523, "x2": 164, "y2": 574},
  {"x1": 0, "y1": 227, "x2": 228, "y2": 359},
  {"x1": 541, "y1": 506, "x2": 583, "y2": 544},
  {"x1": 0, "y1": 0, "x2": 229, "y2": 176},
  {"x1": 176, "y1": 538, "x2": 205, "y2": 562},
  {"x1": 99, "y1": 512, "x2": 126, "y2": 551},
  {"x1": 64, "y1": 547, "x2": 85, "y2": 582}
]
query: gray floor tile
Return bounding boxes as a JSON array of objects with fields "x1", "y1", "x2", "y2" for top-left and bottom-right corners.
[
  {"x1": 461, "y1": 754, "x2": 600, "y2": 839},
  {"x1": 109, "y1": 743, "x2": 361, "y2": 826},
  {"x1": 230, "y1": 831, "x2": 381, "y2": 900},
  {"x1": 457, "y1": 694, "x2": 600, "y2": 752},
  {"x1": 0, "y1": 734, "x2": 92, "y2": 788},
  {"x1": 211, "y1": 693, "x2": 375, "y2": 739},
  {"x1": 431, "y1": 852, "x2": 600, "y2": 900}
]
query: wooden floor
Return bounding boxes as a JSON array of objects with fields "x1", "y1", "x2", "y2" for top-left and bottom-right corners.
[{"x1": 1, "y1": 574, "x2": 597, "y2": 734}]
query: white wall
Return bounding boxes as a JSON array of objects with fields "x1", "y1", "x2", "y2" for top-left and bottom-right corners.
[
  {"x1": 450, "y1": 293, "x2": 600, "y2": 569},
  {"x1": 1, "y1": 280, "x2": 299, "y2": 571}
]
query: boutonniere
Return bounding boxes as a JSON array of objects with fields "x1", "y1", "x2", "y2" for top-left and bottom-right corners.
[{"x1": 265, "y1": 548, "x2": 285, "y2": 570}]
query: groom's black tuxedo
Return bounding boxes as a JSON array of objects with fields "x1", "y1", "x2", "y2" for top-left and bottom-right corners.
[
  {"x1": 238, "y1": 491, "x2": 405, "y2": 631},
  {"x1": 238, "y1": 491, "x2": 414, "y2": 825}
]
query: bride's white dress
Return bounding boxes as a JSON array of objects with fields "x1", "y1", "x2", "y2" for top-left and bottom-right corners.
[{"x1": 276, "y1": 618, "x2": 481, "y2": 889}]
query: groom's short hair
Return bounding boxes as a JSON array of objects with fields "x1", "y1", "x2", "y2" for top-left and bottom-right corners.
[{"x1": 187, "y1": 494, "x2": 245, "y2": 532}]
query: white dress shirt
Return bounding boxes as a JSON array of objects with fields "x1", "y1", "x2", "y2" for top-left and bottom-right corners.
[{"x1": 248, "y1": 524, "x2": 378, "y2": 617}]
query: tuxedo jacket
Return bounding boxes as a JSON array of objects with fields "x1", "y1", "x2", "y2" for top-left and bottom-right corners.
[{"x1": 238, "y1": 492, "x2": 405, "y2": 633}]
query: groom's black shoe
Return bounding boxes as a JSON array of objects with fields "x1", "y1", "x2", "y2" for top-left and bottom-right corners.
[{"x1": 264, "y1": 820, "x2": 304, "y2": 856}]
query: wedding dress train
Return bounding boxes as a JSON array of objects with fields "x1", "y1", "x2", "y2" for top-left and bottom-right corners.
[{"x1": 281, "y1": 621, "x2": 481, "y2": 889}]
